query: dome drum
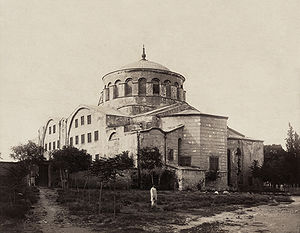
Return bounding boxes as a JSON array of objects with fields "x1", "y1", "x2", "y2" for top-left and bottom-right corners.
[
  {"x1": 98, "y1": 80, "x2": 185, "y2": 105},
  {"x1": 102, "y1": 70, "x2": 184, "y2": 88},
  {"x1": 98, "y1": 52, "x2": 186, "y2": 114}
]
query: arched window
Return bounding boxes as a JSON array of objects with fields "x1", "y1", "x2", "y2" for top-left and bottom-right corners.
[
  {"x1": 107, "y1": 82, "x2": 112, "y2": 101},
  {"x1": 109, "y1": 132, "x2": 117, "y2": 141},
  {"x1": 152, "y1": 78, "x2": 160, "y2": 95},
  {"x1": 138, "y1": 78, "x2": 146, "y2": 96},
  {"x1": 174, "y1": 82, "x2": 180, "y2": 100},
  {"x1": 125, "y1": 78, "x2": 133, "y2": 96},
  {"x1": 114, "y1": 80, "x2": 121, "y2": 98},
  {"x1": 164, "y1": 80, "x2": 171, "y2": 98},
  {"x1": 178, "y1": 138, "x2": 182, "y2": 158}
]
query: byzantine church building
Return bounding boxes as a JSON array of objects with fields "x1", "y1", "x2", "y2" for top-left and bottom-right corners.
[{"x1": 38, "y1": 48, "x2": 263, "y2": 190}]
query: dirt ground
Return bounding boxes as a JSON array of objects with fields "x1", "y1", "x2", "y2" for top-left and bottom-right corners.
[
  {"x1": 1, "y1": 188, "x2": 299, "y2": 232},
  {"x1": 22, "y1": 187, "x2": 92, "y2": 233},
  {"x1": 176, "y1": 196, "x2": 300, "y2": 233}
]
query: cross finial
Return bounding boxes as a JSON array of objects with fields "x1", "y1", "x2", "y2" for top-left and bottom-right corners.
[{"x1": 142, "y1": 45, "x2": 146, "y2": 60}]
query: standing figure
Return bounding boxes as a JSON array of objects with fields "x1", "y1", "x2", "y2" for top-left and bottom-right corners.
[{"x1": 150, "y1": 185, "x2": 157, "y2": 208}]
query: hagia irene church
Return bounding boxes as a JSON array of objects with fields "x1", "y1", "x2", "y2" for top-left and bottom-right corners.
[{"x1": 38, "y1": 47, "x2": 264, "y2": 190}]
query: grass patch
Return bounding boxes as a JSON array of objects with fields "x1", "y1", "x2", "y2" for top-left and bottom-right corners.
[{"x1": 55, "y1": 188, "x2": 293, "y2": 232}]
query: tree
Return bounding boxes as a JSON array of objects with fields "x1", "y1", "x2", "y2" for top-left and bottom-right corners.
[
  {"x1": 251, "y1": 123, "x2": 300, "y2": 187},
  {"x1": 285, "y1": 123, "x2": 300, "y2": 184},
  {"x1": 89, "y1": 151, "x2": 133, "y2": 217},
  {"x1": 10, "y1": 141, "x2": 45, "y2": 184},
  {"x1": 139, "y1": 147, "x2": 163, "y2": 186},
  {"x1": 10, "y1": 140, "x2": 45, "y2": 164},
  {"x1": 51, "y1": 146, "x2": 92, "y2": 189}
]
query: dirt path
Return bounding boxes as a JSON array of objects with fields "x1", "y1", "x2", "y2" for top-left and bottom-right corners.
[
  {"x1": 24, "y1": 187, "x2": 93, "y2": 233},
  {"x1": 175, "y1": 196, "x2": 300, "y2": 233}
]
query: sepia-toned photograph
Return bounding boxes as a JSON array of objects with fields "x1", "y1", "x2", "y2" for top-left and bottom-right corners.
[{"x1": 0, "y1": 1, "x2": 299, "y2": 232}]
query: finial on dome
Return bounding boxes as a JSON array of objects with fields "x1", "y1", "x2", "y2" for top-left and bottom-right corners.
[{"x1": 142, "y1": 45, "x2": 146, "y2": 60}]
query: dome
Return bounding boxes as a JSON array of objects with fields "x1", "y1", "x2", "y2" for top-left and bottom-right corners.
[
  {"x1": 120, "y1": 59, "x2": 170, "y2": 71},
  {"x1": 118, "y1": 46, "x2": 170, "y2": 71}
]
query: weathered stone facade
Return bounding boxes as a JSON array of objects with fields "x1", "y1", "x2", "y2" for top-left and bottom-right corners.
[
  {"x1": 227, "y1": 128, "x2": 264, "y2": 189},
  {"x1": 38, "y1": 49, "x2": 264, "y2": 190}
]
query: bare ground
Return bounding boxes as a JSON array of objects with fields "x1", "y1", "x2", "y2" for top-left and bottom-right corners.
[
  {"x1": 1, "y1": 188, "x2": 299, "y2": 233},
  {"x1": 23, "y1": 187, "x2": 93, "y2": 233},
  {"x1": 177, "y1": 196, "x2": 300, "y2": 233}
]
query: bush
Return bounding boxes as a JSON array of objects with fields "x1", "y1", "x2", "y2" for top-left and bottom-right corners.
[
  {"x1": 205, "y1": 170, "x2": 220, "y2": 182},
  {"x1": 132, "y1": 169, "x2": 178, "y2": 190},
  {"x1": 0, "y1": 204, "x2": 29, "y2": 219},
  {"x1": 159, "y1": 170, "x2": 178, "y2": 190}
]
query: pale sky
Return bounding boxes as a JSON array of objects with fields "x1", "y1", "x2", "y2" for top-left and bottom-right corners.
[{"x1": 1, "y1": 0, "x2": 299, "y2": 161}]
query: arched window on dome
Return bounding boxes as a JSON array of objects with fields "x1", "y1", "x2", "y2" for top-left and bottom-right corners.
[
  {"x1": 125, "y1": 78, "x2": 133, "y2": 96},
  {"x1": 174, "y1": 82, "x2": 180, "y2": 100},
  {"x1": 152, "y1": 78, "x2": 160, "y2": 95},
  {"x1": 138, "y1": 78, "x2": 146, "y2": 96},
  {"x1": 114, "y1": 80, "x2": 121, "y2": 98},
  {"x1": 106, "y1": 82, "x2": 112, "y2": 101},
  {"x1": 164, "y1": 80, "x2": 171, "y2": 98}
]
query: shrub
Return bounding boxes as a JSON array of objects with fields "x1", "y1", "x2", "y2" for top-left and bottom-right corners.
[
  {"x1": 132, "y1": 168, "x2": 178, "y2": 190},
  {"x1": 205, "y1": 170, "x2": 220, "y2": 182}
]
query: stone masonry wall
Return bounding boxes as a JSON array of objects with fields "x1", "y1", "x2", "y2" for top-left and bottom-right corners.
[
  {"x1": 161, "y1": 115, "x2": 201, "y2": 166},
  {"x1": 200, "y1": 115, "x2": 228, "y2": 189},
  {"x1": 175, "y1": 168, "x2": 205, "y2": 191},
  {"x1": 139, "y1": 129, "x2": 165, "y2": 159},
  {"x1": 227, "y1": 139, "x2": 264, "y2": 189}
]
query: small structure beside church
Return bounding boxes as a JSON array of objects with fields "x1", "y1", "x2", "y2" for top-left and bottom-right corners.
[{"x1": 38, "y1": 47, "x2": 263, "y2": 190}]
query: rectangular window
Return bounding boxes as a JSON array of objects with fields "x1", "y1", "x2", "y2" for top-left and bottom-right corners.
[
  {"x1": 53, "y1": 141, "x2": 56, "y2": 150},
  {"x1": 95, "y1": 154, "x2": 99, "y2": 160},
  {"x1": 49, "y1": 126, "x2": 51, "y2": 134},
  {"x1": 81, "y1": 134, "x2": 85, "y2": 144},
  {"x1": 49, "y1": 142, "x2": 51, "y2": 151},
  {"x1": 87, "y1": 115, "x2": 91, "y2": 124},
  {"x1": 94, "y1": 130, "x2": 99, "y2": 141},
  {"x1": 81, "y1": 116, "x2": 84, "y2": 125},
  {"x1": 209, "y1": 156, "x2": 219, "y2": 171},
  {"x1": 53, "y1": 125, "x2": 56, "y2": 133},
  {"x1": 87, "y1": 132, "x2": 92, "y2": 143},
  {"x1": 70, "y1": 137, "x2": 73, "y2": 146},
  {"x1": 75, "y1": 119, "x2": 78, "y2": 128},
  {"x1": 57, "y1": 140, "x2": 60, "y2": 149},
  {"x1": 75, "y1": 135, "x2": 79, "y2": 145},
  {"x1": 45, "y1": 144, "x2": 47, "y2": 151},
  {"x1": 168, "y1": 149, "x2": 174, "y2": 161}
]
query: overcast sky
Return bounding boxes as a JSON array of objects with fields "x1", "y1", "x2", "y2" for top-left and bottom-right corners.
[{"x1": 1, "y1": 0, "x2": 299, "y2": 161}]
